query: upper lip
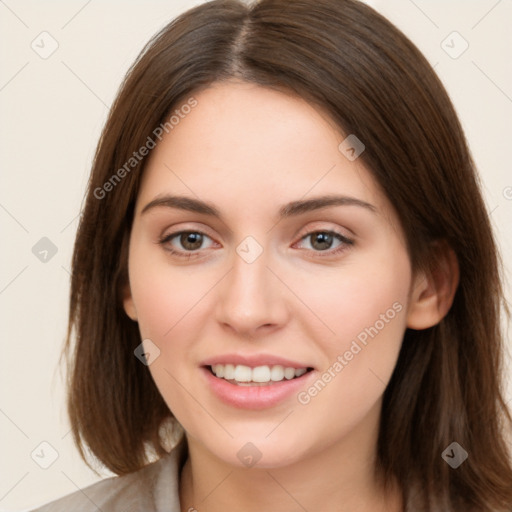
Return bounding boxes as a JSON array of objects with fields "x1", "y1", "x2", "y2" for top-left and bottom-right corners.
[{"x1": 201, "y1": 353, "x2": 314, "y2": 369}]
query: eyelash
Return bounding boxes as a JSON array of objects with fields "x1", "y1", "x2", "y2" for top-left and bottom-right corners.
[{"x1": 157, "y1": 229, "x2": 354, "y2": 260}]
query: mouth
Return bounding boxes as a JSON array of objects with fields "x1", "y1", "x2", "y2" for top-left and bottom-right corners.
[
  {"x1": 199, "y1": 354, "x2": 317, "y2": 409},
  {"x1": 205, "y1": 363, "x2": 314, "y2": 386}
]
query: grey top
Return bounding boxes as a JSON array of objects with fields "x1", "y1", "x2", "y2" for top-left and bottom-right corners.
[{"x1": 30, "y1": 436, "x2": 188, "y2": 512}]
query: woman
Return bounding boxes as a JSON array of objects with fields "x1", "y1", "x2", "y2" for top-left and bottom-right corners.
[{"x1": 31, "y1": 0, "x2": 512, "y2": 510}]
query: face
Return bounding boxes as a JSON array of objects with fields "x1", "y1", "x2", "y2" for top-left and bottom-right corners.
[{"x1": 124, "y1": 80, "x2": 416, "y2": 469}]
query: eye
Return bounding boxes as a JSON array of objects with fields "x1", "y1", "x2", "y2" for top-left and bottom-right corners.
[
  {"x1": 158, "y1": 230, "x2": 215, "y2": 258},
  {"x1": 158, "y1": 228, "x2": 354, "y2": 260},
  {"x1": 295, "y1": 230, "x2": 354, "y2": 256}
]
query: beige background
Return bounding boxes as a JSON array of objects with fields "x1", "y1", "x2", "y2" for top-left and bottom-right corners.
[{"x1": 1, "y1": 0, "x2": 511, "y2": 510}]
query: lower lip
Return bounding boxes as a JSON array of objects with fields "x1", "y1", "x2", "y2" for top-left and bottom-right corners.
[{"x1": 200, "y1": 366, "x2": 315, "y2": 410}]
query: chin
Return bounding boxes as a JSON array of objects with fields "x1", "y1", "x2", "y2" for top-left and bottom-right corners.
[{"x1": 214, "y1": 436, "x2": 309, "y2": 470}]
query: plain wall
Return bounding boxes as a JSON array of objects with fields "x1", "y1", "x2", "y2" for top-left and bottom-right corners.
[{"x1": 1, "y1": 0, "x2": 511, "y2": 510}]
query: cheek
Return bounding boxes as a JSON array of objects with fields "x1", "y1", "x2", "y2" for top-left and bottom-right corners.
[
  {"x1": 128, "y1": 256, "x2": 206, "y2": 415},
  {"x1": 128, "y1": 243, "x2": 211, "y2": 340},
  {"x1": 294, "y1": 247, "x2": 410, "y2": 405},
  {"x1": 296, "y1": 252, "x2": 411, "y2": 353},
  {"x1": 299, "y1": 249, "x2": 410, "y2": 404},
  {"x1": 290, "y1": 269, "x2": 409, "y2": 447}
]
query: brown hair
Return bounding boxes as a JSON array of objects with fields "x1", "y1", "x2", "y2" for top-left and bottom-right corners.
[{"x1": 63, "y1": 0, "x2": 512, "y2": 510}]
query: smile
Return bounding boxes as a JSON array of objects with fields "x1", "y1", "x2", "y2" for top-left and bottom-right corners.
[
  {"x1": 209, "y1": 363, "x2": 311, "y2": 385},
  {"x1": 201, "y1": 365, "x2": 316, "y2": 410}
]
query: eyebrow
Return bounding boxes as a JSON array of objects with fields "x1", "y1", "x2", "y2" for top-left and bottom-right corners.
[{"x1": 141, "y1": 194, "x2": 376, "y2": 219}]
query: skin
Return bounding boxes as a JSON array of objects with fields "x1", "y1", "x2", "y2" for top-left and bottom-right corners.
[{"x1": 123, "y1": 80, "x2": 459, "y2": 512}]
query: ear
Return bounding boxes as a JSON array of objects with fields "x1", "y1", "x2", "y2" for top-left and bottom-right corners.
[
  {"x1": 122, "y1": 281, "x2": 138, "y2": 322},
  {"x1": 406, "y1": 240, "x2": 459, "y2": 330}
]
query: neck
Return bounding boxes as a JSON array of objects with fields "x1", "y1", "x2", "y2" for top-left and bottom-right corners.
[{"x1": 178, "y1": 402, "x2": 403, "y2": 512}]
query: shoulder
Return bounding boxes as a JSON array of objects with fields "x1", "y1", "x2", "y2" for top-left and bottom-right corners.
[{"x1": 29, "y1": 437, "x2": 187, "y2": 512}]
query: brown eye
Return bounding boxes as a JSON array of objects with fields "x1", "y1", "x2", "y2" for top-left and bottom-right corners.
[
  {"x1": 296, "y1": 230, "x2": 354, "y2": 256},
  {"x1": 310, "y1": 232, "x2": 335, "y2": 251},
  {"x1": 158, "y1": 230, "x2": 215, "y2": 258},
  {"x1": 178, "y1": 232, "x2": 204, "y2": 251}
]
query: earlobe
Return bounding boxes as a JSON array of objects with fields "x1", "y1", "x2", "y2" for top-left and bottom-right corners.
[
  {"x1": 406, "y1": 241, "x2": 459, "y2": 330},
  {"x1": 122, "y1": 284, "x2": 138, "y2": 322}
]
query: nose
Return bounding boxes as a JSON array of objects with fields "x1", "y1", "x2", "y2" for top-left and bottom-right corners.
[{"x1": 215, "y1": 244, "x2": 289, "y2": 337}]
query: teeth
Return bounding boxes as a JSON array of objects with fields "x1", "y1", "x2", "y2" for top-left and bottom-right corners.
[
  {"x1": 211, "y1": 364, "x2": 309, "y2": 383},
  {"x1": 252, "y1": 365, "x2": 270, "y2": 382}
]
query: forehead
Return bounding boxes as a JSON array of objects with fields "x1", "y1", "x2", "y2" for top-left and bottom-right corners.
[{"x1": 136, "y1": 80, "x2": 392, "y2": 221}]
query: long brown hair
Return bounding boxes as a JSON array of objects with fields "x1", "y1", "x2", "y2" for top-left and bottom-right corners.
[{"x1": 63, "y1": 0, "x2": 512, "y2": 510}]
